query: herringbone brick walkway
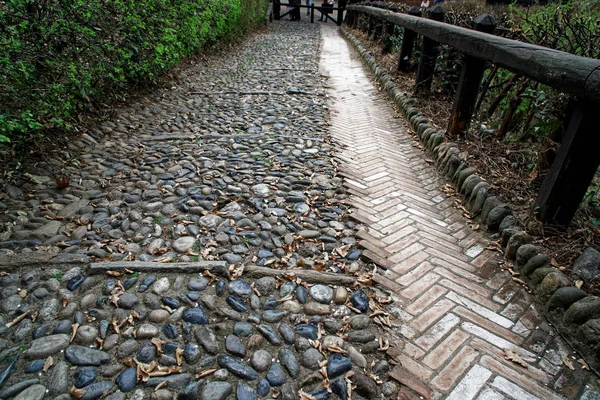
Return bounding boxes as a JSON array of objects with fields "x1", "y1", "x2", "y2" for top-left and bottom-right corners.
[{"x1": 319, "y1": 25, "x2": 595, "y2": 400}]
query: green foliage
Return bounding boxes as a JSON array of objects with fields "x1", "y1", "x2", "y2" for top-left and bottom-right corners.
[{"x1": 0, "y1": 0, "x2": 267, "y2": 144}]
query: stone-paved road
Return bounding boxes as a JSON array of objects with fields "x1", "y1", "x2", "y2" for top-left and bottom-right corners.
[
  {"x1": 0, "y1": 16, "x2": 597, "y2": 400},
  {"x1": 0, "y1": 20, "x2": 404, "y2": 400}
]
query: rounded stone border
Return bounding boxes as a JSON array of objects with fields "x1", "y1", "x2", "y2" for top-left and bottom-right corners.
[{"x1": 339, "y1": 26, "x2": 600, "y2": 373}]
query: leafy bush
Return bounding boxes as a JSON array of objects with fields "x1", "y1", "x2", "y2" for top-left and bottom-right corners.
[{"x1": 0, "y1": 0, "x2": 268, "y2": 143}]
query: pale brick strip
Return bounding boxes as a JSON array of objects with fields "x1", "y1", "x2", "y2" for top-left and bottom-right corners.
[{"x1": 320, "y1": 25, "x2": 581, "y2": 399}]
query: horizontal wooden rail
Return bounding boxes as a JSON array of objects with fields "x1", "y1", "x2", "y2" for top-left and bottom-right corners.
[
  {"x1": 279, "y1": 3, "x2": 343, "y2": 11},
  {"x1": 347, "y1": 5, "x2": 600, "y2": 103}
]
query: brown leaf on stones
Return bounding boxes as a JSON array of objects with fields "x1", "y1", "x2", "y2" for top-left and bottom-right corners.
[
  {"x1": 562, "y1": 356, "x2": 575, "y2": 370},
  {"x1": 575, "y1": 280, "x2": 584, "y2": 289},
  {"x1": 43, "y1": 356, "x2": 53, "y2": 372},
  {"x1": 152, "y1": 247, "x2": 169, "y2": 255},
  {"x1": 195, "y1": 368, "x2": 218, "y2": 379},
  {"x1": 17, "y1": 289, "x2": 27, "y2": 298},
  {"x1": 319, "y1": 366, "x2": 328, "y2": 379},
  {"x1": 105, "y1": 270, "x2": 124, "y2": 277},
  {"x1": 578, "y1": 359, "x2": 590, "y2": 370},
  {"x1": 230, "y1": 264, "x2": 245, "y2": 279},
  {"x1": 379, "y1": 337, "x2": 390, "y2": 351},
  {"x1": 70, "y1": 386, "x2": 86, "y2": 399},
  {"x1": 327, "y1": 345, "x2": 347, "y2": 354},
  {"x1": 151, "y1": 338, "x2": 165, "y2": 357},
  {"x1": 155, "y1": 380, "x2": 169, "y2": 391},
  {"x1": 111, "y1": 317, "x2": 120, "y2": 335},
  {"x1": 153, "y1": 257, "x2": 172, "y2": 263},
  {"x1": 504, "y1": 349, "x2": 528, "y2": 368},
  {"x1": 203, "y1": 270, "x2": 218, "y2": 285},
  {"x1": 175, "y1": 347, "x2": 184, "y2": 366},
  {"x1": 366, "y1": 371, "x2": 383, "y2": 384},
  {"x1": 70, "y1": 323, "x2": 79, "y2": 342}
]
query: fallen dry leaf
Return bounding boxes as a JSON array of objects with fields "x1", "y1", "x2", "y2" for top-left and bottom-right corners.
[
  {"x1": 70, "y1": 323, "x2": 80, "y2": 342},
  {"x1": 578, "y1": 358, "x2": 590, "y2": 370},
  {"x1": 504, "y1": 349, "x2": 528, "y2": 368},
  {"x1": 43, "y1": 356, "x2": 54, "y2": 372},
  {"x1": 195, "y1": 368, "x2": 218, "y2": 379},
  {"x1": 69, "y1": 386, "x2": 86, "y2": 399},
  {"x1": 562, "y1": 355, "x2": 575, "y2": 370}
]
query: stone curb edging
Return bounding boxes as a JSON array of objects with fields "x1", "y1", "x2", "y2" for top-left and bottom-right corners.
[{"x1": 339, "y1": 26, "x2": 600, "y2": 373}]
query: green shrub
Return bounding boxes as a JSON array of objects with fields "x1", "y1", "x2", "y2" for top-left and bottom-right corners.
[{"x1": 0, "y1": 0, "x2": 267, "y2": 144}]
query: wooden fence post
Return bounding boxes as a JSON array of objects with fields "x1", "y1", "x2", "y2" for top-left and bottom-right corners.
[
  {"x1": 274, "y1": 0, "x2": 281, "y2": 20},
  {"x1": 534, "y1": 101, "x2": 600, "y2": 225},
  {"x1": 382, "y1": 22, "x2": 396, "y2": 54},
  {"x1": 397, "y1": 7, "x2": 421, "y2": 72},
  {"x1": 415, "y1": 5, "x2": 445, "y2": 93},
  {"x1": 337, "y1": 0, "x2": 346, "y2": 26},
  {"x1": 447, "y1": 14, "x2": 496, "y2": 137}
]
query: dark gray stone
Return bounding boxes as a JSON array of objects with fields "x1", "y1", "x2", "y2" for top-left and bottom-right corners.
[
  {"x1": 116, "y1": 368, "x2": 136, "y2": 392},
  {"x1": 266, "y1": 363, "x2": 286, "y2": 386},
  {"x1": 485, "y1": 205, "x2": 511, "y2": 231},
  {"x1": 546, "y1": 287, "x2": 588, "y2": 312},
  {"x1": 65, "y1": 346, "x2": 110, "y2": 366},
  {"x1": 521, "y1": 254, "x2": 551, "y2": 276},
  {"x1": 184, "y1": 343, "x2": 201, "y2": 364},
  {"x1": 257, "y1": 324, "x2": 281, "y2": 345},
  {"x1": 353, "y1": 373, "x2": 377, "y2": 399},
  {"x1": 278, "y1": 349, "x2": 299, "y2": 377},
  {"x1": 279, "y1": 323, "x2": 295, "y2": 344},
  {"x1": 257, "y1": 379, "x2": 270, "y2": 397},
  {"x1": 229, "y1": 279, "x2": 252, "y2": 297},
  {"x1": 573, "y1": 247, "x2": 600, "y2": 284},
  {"x1": 80, "y1": 381, "x2": 114, "y2": 400},
  {"x1": 25, "y1": 334, "x2": 69, "y2": 358},
  {"x1": 516, "y1": 244, "x2": 544, "y2": 267},
  {"x1": 327, "y1": 354, "x2": 352, "y2": 379},
  {"x1": 48, "y1": 361, "x2": 68, "y2": 396},
  {"x1": 217, "y1": 355, "x2": 259, "y2": 380},
  {"x1": 506, "y1": 231, "x2": 534, "y2": 260},
  {"x1": 350, "y1": 290, "x2": 368, "y2": 313},
  {"x1": 564, "y1": 296, "x2": 600, "y2": 325},
  {"x1": 226, "y1": 335, "x2": 246, "y2": 357},
  {"x1": 184, "y1": 306, "x2": 209, "y2": 324},
  {"x1": 480, "y1": 196, "x2": 502, "y2": 223},
  {"x1": 145, "y1": 373, "x2": 191, "y2": 389},
  {"x1": 295, "y1": 324, "x2": 317, "y2": 340},
  {"x1": 74, "y1": 366, "x2": 97, "y2": 388},
  {"x1": 196, "y1": 326, "x2": 220, "y2": 354}
]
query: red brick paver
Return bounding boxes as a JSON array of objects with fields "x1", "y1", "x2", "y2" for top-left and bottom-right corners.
[{"x1": 319, "y1": 25, "x2": 595, "y2": 399}]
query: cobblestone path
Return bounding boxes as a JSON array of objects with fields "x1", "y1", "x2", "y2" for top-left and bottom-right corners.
[
  {"x1": 0, "y1": 17, "x2": 597, "y2": 400},
  {"x1": 319, "y1": 23, "x2": 598, "y2": 400}
]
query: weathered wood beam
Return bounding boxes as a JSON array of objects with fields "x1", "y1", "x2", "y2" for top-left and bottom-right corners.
[
  {"x1": 534, "y1": 100, "x2": 600, "y2": 225},
  {"x1": 415, "y1": 6, "x2": 445, "y2": 93},
  {"x1": 448, "y1": 14, "x2": 496, "y2": 137},
  {"x1": 397, "y1": 7, "x2": 421, "y2": 72},
  {"x1": 347, "y1": 4, "x2": 600, "y2": 103}
]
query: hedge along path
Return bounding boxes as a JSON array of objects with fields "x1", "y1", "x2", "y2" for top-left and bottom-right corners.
[{"x1": 319, "y1": 23, "x2": 599, "y2": 399}]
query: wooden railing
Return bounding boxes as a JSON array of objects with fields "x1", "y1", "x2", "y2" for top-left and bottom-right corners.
[
  {"x1": 273, "y1": 1, "x2": 346, "y2": 25},
  {"x1": 345, "y1": 4, "x2": 600, "y2": 226}
]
